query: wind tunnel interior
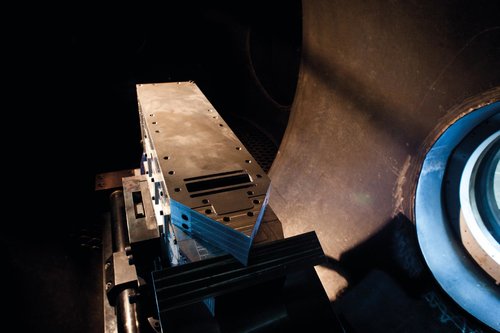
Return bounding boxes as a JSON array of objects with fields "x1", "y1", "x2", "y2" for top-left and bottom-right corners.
[{"x1": 5, "y1": 1, "x2": 500, "y2": 332}]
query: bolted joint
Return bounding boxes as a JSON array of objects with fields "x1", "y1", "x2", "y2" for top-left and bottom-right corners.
[{"x1": 104, "y1": 251, "x2": 139, "y2": 306}]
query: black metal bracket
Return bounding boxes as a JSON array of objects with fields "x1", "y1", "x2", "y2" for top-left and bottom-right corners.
[{"x1": 104, "y1": 251, "x2": 139, "y2": 306}]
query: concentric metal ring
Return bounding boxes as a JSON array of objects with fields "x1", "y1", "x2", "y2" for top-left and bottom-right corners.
[{"x1": 415, "y1": 102, "x2": 500, "y2": 331}]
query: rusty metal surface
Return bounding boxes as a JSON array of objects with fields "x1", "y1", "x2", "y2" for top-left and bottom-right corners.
[
  {"x1": 95, "y1": 170, "x2": 136, "y2": 191},
  {"x1": 269, "y1": 0, "x2": 500, "y2": 300}
]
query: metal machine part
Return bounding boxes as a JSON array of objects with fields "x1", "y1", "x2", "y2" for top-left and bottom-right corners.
[
  {"x1": 97, "y1": 82, "x2": 336, "y2": 333},
  {"x1": 473, "y1": 138, "x2": 500, "y2": 243},
  {"x1": 123, "y1": 175, "x2": 160, "y2": 245},
  {"x1": 120, "y1": 172, "x2": 285, "y2": 268},
  {"x1": 108, "y1": 191, "x2": 141, "y2": 333},
  {"x1": 459, "y1": 131, "x2": 500, "y2": 282},
  {"x1": 416, "y1": 107, "x2": 500, "y2": 330},
  {"x1": 136, "y1": 82, "x2": 271, "y2": 265},
  {"x1": 102, "y1": 177, "x2": 333, "y2": 333},
  {"x1": 152, "y1": 232, "x2": 325, "y2": 316}
]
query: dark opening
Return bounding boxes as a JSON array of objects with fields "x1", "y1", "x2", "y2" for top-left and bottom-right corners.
[
  {"x1": 186, "y1": 173, "x2": 252, "y2": 193},
  {"x1": 132, "y1": 191, "x2": 145, "y2": 218}
]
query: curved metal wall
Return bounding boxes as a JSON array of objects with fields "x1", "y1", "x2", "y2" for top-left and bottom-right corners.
[{"x1": 269, "y1": 0, "x2": 500, "y2": 298}]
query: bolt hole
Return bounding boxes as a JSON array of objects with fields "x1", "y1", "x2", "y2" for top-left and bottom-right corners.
[
  {"x1": 160, "y1": 191, "x2": 163, "y2": 197},
  {"x1": 219, "y1": 124, "x2": 224, "y2": 127},
  {"x1": 155, "y1": 130, "x2": 160, "y2": 133},
  {"x1": 205, "y1": 209, "x2": 212, "y2": 214},
  {"x1": 256, "y1": 174, "x2": 262, "y2": 178},
  {"x1": 168, "y1": 170, "x2": 175, "y2": 175},
  {"x1": 181, "y1": 223, "x2": 189, "y2": 229},
  {"x1": 236, "y1": 147, "x2": 242, "y2": 150},
  {"x1": 154, "y1": 322, "x2": 160, "y2": 328},
  {"x1": 181, "y1": 214, "x2": 189, "y2": 221},
  {"x1": 247, "y1": 211, "x2": 254, "y2": 217},
  {"x1": 223, "y1": 216, "x2": 231, "y2": 222},
  {"x1": 174, "y1": 188, "x2": 181, "y2": 192},
  {"x1": 247, "y1": 191, "x2": 254, "y2": 195},
  {"x1": 150, "y1": 114, "x2": 154, "y2": 117},
  {"x1": 202, "y1": 199, "x2": 209, "y2": 204},
  {"x1": 152, "y1": 121, "x2": 157, "y2": 124},
  {"x1": 253, "y1": 199, "x2": 260, "y2": 204},
  {"x1": 152, "y1": 196, "x2": 155, "y2": 201},
  {"x1": 163, "y1": 156, "x2": 170, "y2": 160},
  {"x1": 245, "y1": 160, "x2": 251, "y2": 163}
]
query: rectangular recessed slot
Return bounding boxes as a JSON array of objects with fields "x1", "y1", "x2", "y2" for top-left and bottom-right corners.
[
  {"x1": 186, "y1": 173, "x2": 252, "y2": 193},
  {"x1": 190, "y1": 184, "x2": 255, "y2": 198},
  {"x1": 184, "y1": 170, "x2": 244, "y2": 182},
  {"x1": 132, "y1": 191, "x2": 145, "y2": 218}
]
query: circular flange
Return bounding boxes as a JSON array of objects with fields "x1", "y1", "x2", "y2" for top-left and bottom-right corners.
[
  {"x1": 415, "y1": 102, "x2": 500, "y2": 331},
  {"x1": 459, "y1": 132, "x2": 500, "y2": 282}
]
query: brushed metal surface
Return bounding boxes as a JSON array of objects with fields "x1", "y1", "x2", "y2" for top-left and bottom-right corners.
[{"x1": 136, "y1": 82, "x2": 271, "y2": 264}]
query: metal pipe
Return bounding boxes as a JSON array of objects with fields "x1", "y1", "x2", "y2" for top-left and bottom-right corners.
[
  {"x1": 110, "y1": 190, "x2": 128, "y2": 253},
  {"x1": 110, "y1": 190, "x2": 140, "y2": 333},
  {"x1": 116, "y1": 289, "x2": 140, "y2": 333}
]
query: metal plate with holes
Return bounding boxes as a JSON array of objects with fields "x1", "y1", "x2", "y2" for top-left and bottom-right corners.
[
  {"x1": 95, "y1": 169, "x2": 136, "y2": 191},
  {"x1": 136, "y1": 82, "x2": 271, "y2": 265}
]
